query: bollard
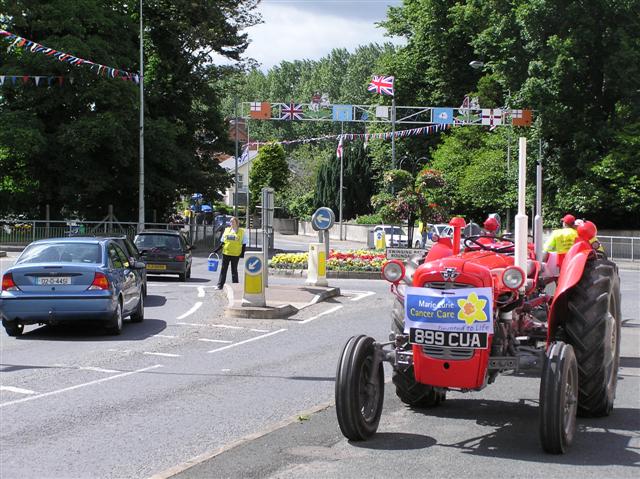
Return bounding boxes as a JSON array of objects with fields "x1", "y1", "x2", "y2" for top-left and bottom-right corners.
[
  {"x1": 374, "y1": 229, "x2": 386, "y2": 250},
  {"x1": 306, "y1": 242, "x2": 328, "y2": 287},
  {"x1": 242, "y1": 253, "x2": 266, "y2": 307}
]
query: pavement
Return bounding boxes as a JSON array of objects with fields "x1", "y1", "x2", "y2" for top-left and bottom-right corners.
[{"x1": 223, "y1": 282, "x2": 341, "y2": 319}]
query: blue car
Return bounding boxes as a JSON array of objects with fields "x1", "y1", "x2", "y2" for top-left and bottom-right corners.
[{"x1": 0, "y1": 238, "x2": 145, "y2": 337}]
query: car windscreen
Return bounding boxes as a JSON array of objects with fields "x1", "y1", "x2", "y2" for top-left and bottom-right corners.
[
  {"x1": 384, "y1": 227, "x2": 405, "y2": 236},
  {"x1": 17, "y1": 243, "x2": 102, "y2": 264},
  {"x1": 135, "y1": 234, "x2": 181, "y2": 250}
]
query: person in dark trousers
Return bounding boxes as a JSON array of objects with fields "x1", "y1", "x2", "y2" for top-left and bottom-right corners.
[{"x1": 213, "y1": 217, "x2": 247, "y2": 290}]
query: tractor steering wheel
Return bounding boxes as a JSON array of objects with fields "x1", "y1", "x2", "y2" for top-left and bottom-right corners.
[{"x1": 464, "y1": 235, "x2": 516, "y2": 253}]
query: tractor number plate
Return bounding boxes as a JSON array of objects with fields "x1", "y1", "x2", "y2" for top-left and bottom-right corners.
[{"x1": 410, "y1": 328, "x2": 488, "y2": 349}]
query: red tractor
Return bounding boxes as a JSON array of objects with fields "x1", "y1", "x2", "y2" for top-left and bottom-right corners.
[{"x1": 336, "y1": 153, "x2": 621, "y2": 453}]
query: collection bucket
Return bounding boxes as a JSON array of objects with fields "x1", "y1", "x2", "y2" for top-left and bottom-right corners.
[{"x1": 208, "y1": 253, "x2": 220, "y2": 272}]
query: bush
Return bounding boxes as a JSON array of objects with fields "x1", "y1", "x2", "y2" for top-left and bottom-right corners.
[
  {"x1": 269, "y1": 249, "x2": 387, "y2": 272},
  {"x1": 353, "y1": 213, "x2": 383, "y2": 225}
]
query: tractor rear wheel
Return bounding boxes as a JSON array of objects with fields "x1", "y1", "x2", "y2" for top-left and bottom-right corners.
[
  {"x1": 539, "y1": 341, "x2": 578, "y2": 454},
  {"x1": 564, "y1": 259, "x2": 621, "y2": 417},
  {"x1": 335, "y1": 335, "x2": 384, "y2": 441},
  {"x1": 391, "y1": 299, "x2": 445, "y2": 407}
]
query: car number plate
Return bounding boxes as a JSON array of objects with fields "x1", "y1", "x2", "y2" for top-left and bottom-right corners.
[
  {"x1": 410, "y1": 328, "x2": 488, "y2": 349},
  {"x1": 37, "y1": 276, "x2": 71, "y2": 285},
  {"x1": 145, "y1": 264, "x2": 166, "y2": 270}
]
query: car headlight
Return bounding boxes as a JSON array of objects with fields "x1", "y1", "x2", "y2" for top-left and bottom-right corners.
[
  {"x1": 382, "y1": 260, "x2": 405, "y2": 283},
  {"x1": 502, "y1": 266, "x2": 525, "y2": 290}
]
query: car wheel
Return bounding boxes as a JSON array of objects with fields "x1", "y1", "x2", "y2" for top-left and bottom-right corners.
[
  {"x1": 130, "y1": 293, "x2": 144, "y2": 323},
  {"x1": 4, "y1": 321, "x2": 24, "y2": 337},
  {"x1": 179, "y1": 272, "x2": 187, "y2": 282},
  {"x1": 109, "y1": 301, "x2": 124, "y2": 335}
]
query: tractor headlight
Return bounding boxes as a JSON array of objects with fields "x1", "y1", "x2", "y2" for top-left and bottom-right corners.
[
  {"x1": 502, "y1": 266, "x2": 525, "y2": 290},
  {"x1": 382, "y1": 260, "x2": 405, "y2": 283}
]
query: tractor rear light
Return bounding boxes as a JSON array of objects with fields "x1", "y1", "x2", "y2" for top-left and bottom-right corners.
[
  {"x1": 502, "y1": 266, "x2": 525, "y2": 290},
  {"x1": 88, "y1": 272, "x2": 110, "y2": 291},
  {"x1": 1, "y1": 273, "x2": 20, "y2": 291},
  {"x1": 175, "y1": 255, "x2": 185, "y2": 262},
  {"x1": 382, "y1": 260, "x2": 405, "y2": 283}
]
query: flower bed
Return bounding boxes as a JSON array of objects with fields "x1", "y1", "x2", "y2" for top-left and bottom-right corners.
[{"x1": 270, "y1": 249, "x2": 386, "y2": 272}]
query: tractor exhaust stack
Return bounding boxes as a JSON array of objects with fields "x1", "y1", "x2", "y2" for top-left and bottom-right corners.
[{"x1": 514, "y1": 137, "x2": 529, "y2": 289}]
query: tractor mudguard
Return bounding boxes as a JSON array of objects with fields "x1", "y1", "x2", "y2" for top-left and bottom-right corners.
[
  {"x1": 425, "y1": 238, "x2": 453, "y2": 262},
  {"x1": 547, "y1": 240, "x2": 594, "y2": 342}
]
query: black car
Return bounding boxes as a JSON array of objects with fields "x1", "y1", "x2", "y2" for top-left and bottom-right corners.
[{"x1": 134, "y1": 230, "x2": 193, "y2": 281}]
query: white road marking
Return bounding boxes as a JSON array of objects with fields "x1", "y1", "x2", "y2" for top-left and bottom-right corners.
[
  {"x1": 208, "y1": 329, "x2": 287, "y2": 353},
  {"x1": 143, "y1": 352, "x2": 181, "y2": 358},
  {"x1": 176, "y1": 301, "x2": 203, "y2": 320},
  {"x1": 0, "y1": 386, "x2": 38, "y2": 395},
  {"x1": 0, "y1": 365, "x2": 163, "y2": 408},
  {"x1": 299, "y1": 305, "x2": 343, "y2": 324},
  {"x1": 78, "y1": 366, "x2": 120, "y2": 374},
  {"x1": 221, "y1": 369, "x2": 231, "y2": 372},
  {"x1": 197, "y1": 287, "x2": 205, "y2": 298},
  {"x1": 177, "y1": 322, "x2": 268, "y2": 333},
  {"x1": 198, "y1": 338, "x2": 233, "y2": 344},
  {"x1": 178, "y1": 285, "x2": 219, "y2": 288},
  {"x1": 155, "y1": 334, "x2": 177, "y2": 339},
  {"x1": 344, "y1": 290, "x2": 376, "y2": 302},
  {"x1": 107, "y1": 348, "x2": 131, "y2": 353}
]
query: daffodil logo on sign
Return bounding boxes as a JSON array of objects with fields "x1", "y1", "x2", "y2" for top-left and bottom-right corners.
[{"x1": 456, "y1": 293, "x2": 488, "y2": 325}]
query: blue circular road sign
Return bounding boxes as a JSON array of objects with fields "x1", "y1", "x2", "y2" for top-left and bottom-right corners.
[
  {"x1": 245, "y1": 256, "x2": 263, "y2": 276},
  {"x1": 311, "y1": 207, "x2": 335, "y2": 231}
]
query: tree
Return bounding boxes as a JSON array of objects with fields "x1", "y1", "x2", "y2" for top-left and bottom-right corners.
[
  {"x1": 314, "y1": 139, "x2": 375, "y2": 220},
  {"x1": 249, "y1": 143, "x2": 289, "y2": 211},
  {"x1": 0, "y1": 0, "x2": 259, "y2": 220}
]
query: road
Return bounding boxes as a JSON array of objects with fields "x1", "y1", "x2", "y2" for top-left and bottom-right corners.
[
  {"x1": 1, "y1": 249, "x2": 638, "y2": 479},
  {"x1": 0, "y1": 251, "x2": 392, "y2": 479},
  {"x1": 170, "y1": 268, "x2": 640, "y2": 479}
]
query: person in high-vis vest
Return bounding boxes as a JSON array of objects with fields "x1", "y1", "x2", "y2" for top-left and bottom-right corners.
[
  {"x1": 213, "y1": 217, "x2": 247, "y2": 290},
  {"x1": 543, "y1": 214, "x2": 578, "y2": 264}
]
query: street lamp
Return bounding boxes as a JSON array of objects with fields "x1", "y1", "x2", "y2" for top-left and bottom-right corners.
[{"x1": 137, "y1": 0, "x2": 145, "y2": 232}]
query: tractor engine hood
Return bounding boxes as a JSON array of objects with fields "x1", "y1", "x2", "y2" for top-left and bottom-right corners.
[{"x1": 413, "y1": 252, "x2": 515, "y2": 289}]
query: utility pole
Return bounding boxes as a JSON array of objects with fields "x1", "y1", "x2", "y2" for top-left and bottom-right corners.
[
  {"x1": 391, "y1": 97, "x2": 396, "y2": 168},
  {"x1": 234, "y1": 97, "x2": 239, "y2": 217},
  {"x1": 339, "y1": 122, "x2": 344, "y2": 241},
  {"x1": 137, "y1": 0, "x2": 145, "y2": 232}
]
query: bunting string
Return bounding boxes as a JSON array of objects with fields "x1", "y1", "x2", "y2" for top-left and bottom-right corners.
[
  {"x1": 247, "y1": 123, "x2": 450, "y2": 149},
  {"x1": 0, "y1": 75, "x2": 68, "y2": 86},
  {"x1": 0, "y1": 29, "x2": 140, "y2": 83}
]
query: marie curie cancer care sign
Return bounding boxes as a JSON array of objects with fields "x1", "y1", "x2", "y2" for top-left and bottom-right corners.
[{"x1": 404, "y1": 286, "x2": 493, "y2": 349}]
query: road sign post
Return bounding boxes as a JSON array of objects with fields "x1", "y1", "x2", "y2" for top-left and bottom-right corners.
[
  {"x1": 242, "y1": 252, "x2": 265, "y2": 307},
  {"x1": 261, "y1": 187, "x2": 274, "y2": 288}
]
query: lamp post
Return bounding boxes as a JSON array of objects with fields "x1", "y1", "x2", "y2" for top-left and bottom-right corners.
[
  {"x1": 234, "y1": 97, "x2": 239, "y2": 217},
  {"x1": 137, "y1": 0, "x2": 145, "y2": 232}
]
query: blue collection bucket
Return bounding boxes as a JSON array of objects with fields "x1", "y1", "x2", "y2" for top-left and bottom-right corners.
[{"x1": 208, "y1": 253, "x2": 220, "y2": 272}]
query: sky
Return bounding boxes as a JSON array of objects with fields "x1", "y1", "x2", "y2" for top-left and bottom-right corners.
[{"x1": 239, "y1": 0, "x2": 404, "y2": 70}]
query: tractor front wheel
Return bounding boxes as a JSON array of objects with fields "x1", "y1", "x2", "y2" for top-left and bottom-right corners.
[
  {"x1": 391, "y1": 299, "x2": 445, "y2": 407},
  {"x1": 539, "y1": 341, "x2": 578, "y2": 454},
  {"x1": 335, "y1": 335, "x2": 385, "y2": 441},
  {"x1": 565, "y1": 259, "x2": 621, "y2": 417}
]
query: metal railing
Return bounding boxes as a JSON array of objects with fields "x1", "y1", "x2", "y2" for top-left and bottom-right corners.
[
  {"x1": 599, "y1": 235, "x2": 639, "y2": 262},
  {"x1": 0, "y1": 220, "x2": 177, "y2": 246}
]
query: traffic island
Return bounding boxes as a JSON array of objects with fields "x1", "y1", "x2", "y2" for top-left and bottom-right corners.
[{"x1": 223, "y1": 283, "x2": 341, "y2": 319}]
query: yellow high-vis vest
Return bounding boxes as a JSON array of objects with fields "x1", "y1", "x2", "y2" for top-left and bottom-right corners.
[
  {"x1": 543, "y1": 227, "x2": 578, "y2": 254},
  {"x1": 222, "y1": 227, "x2": 244, "y2": 256}
]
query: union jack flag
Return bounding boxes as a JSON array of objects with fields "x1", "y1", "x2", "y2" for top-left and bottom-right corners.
[
  {"x1": 367, "y1": 75, "x2": 394, "y2": 96},
  {"x1": 281, "y1": 103, "x2": 304, "y2": 120}
]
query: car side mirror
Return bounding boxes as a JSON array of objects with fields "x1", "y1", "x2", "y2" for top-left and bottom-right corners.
[{"x1": 133, "y1": 261, "x2": 146, "y2": 270}]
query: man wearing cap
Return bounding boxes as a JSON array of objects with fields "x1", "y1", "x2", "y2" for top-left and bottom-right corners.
[{"x1": 543, "y1": 214, "x2": 578, "y2": 261}]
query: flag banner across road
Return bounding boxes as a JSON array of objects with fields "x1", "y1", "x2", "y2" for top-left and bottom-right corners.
[{"x1": 0, "y1": 29, "x2": 140, "y2": 83}]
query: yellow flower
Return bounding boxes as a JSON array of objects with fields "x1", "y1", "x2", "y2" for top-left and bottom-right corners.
[{"x1": 456, "y1": 293, "x2": 488, "y2": 326}]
